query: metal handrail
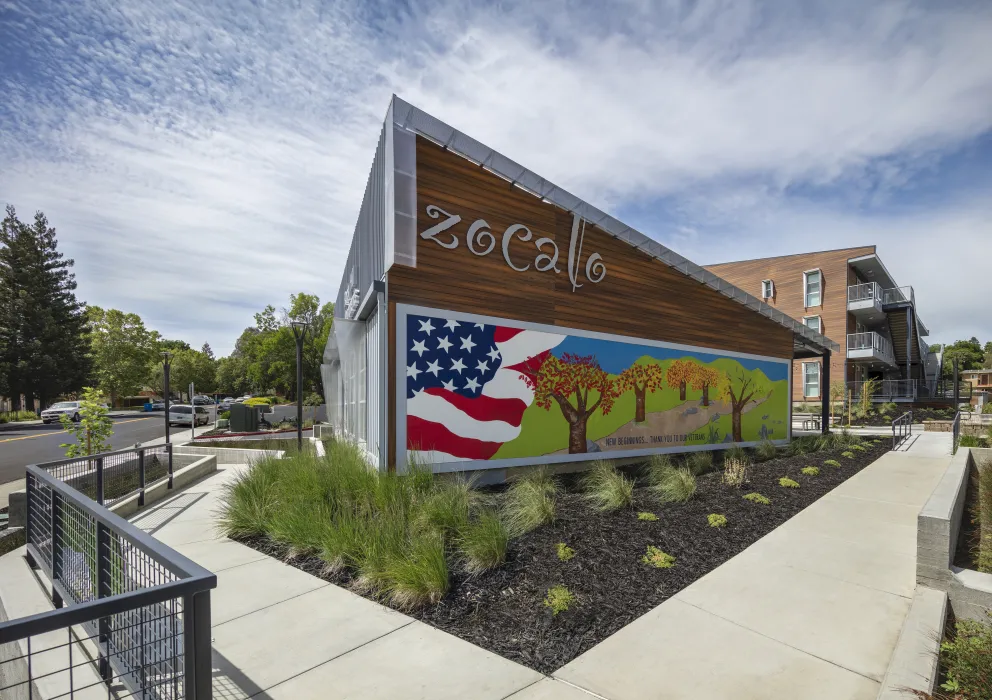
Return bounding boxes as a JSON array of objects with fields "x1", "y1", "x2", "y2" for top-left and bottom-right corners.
[
  {"x1": 892, "y1": 411, "x2": 913, "y2": 449},
  {"x1": 847, "y1": 282, "x2": 882, "y2": 303},
  {"x1": 952, "y1": 411, "x2": 961, "y2": 454},
  {"x1": 848, "y1": 379, "x2": 917, "y2": 401},
  {"x1": 847, "y1": 332, "x2": 894, "y2": 363}
]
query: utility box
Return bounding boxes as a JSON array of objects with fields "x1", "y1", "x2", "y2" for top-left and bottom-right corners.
[{"x1": 229, "y1": 403, "x2": 258, "y2": 432}]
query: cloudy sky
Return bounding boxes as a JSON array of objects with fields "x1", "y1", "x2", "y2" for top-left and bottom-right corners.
[{"x1": 2, "y1": 0, "x2": 990, "y2": 355}]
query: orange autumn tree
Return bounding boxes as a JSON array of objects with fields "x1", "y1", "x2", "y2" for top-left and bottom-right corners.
[
  {"x1": 617, "y1": 362, "x2": 666, "y2": 422},
  {"x1": 689, "y1": 365, "x2": 724, "y2": 407},
  {"x1": 665, "y1": 359, "x2": 700, "y2": 402},
  {"x1": 717, "y1": 367, "x2": 771, "y2": 442},
  {"x1": 523, "y1": 353, "x2": 617, "y2": 454}
]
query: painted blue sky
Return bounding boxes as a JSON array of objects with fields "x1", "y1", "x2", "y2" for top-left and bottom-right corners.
[
  {"x1": 2, "y1": 0, "x2": 991, "y2": 354},
  {"x1": 555, "y1": 336, "x2": 788, "y2": 381}
]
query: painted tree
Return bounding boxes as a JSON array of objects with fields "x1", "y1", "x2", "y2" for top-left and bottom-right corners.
[
  {"x1": 617, "y1": 362, "x2": 666, "y2": 422},
  {"x1": 718, "y1": 367, "x2": 772, "y2": 442},
  {"x1": 523, "y1": 353, "x2": 617, "y2": 453},
  {"x1": 665, "y1": 359, "x2": 700, "y2": 402},
  {"x1": 689, "y1": 365, "x2": 724, "y2": 407}
]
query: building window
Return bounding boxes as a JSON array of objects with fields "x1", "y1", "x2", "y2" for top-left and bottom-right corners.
[
  {"x1": 761, "y1": 279, "x2": 774, "y2": 299},
  {"x1": 804, "y1": 315, "x2": 822, "y2": 334},
  {"x1": 804, "y1": 269, "x2": 821, "y2": 307},
  {"x1": 803, "y1": 362, "x2": 821, "y2": 398}
]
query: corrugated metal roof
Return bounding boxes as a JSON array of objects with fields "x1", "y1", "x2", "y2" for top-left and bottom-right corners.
[{"x1": 390, "y1": 95, "x2": 839, "y2": 356}]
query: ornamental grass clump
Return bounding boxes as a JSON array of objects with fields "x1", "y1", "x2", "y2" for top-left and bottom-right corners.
[
  {"x1": 651, "y1": 466, "x2": 696, "y2": 504},
  {"x1": 743, "y1": 492, "x2": 770, "y2": 505},
  {"x1": 722, "y1": 456, "x2": 751, "y2": 488},
  {"x1": 801, "y1": 466, "x2": 820, "y2": 476},
  {"x1": 581, "y1": 460, "x2": 634, "y2": 512},
  {"x1": 824, "y1": 459, "x2": 842, "y2": 467},
  {"x1": 459, "y1": 510, "x2": 509, "y2": 575},
  {"x1": 218, "y1": 457, "x2": 281, "y2": 539},
  {"x1": 556, "y1": 542, "x2": 576, "y2": 562},
  {"x1": 637, "y1": 512, "x2": 659, "y2": 521},
  {"x1": 503, "y1": 470, "x2": 558, "y2": 536},
  {"x1": 642, "y1": 545, "x2": 676, "y2": 569},
  {"x1": 544, "y1": 585, "x2": 575, "y2": 616},
  {"x1": 779, "y1": 477, "x2": 800, "y2": 489},
  {"x1": 708, "y1": 514, "x2": 727, "y2": 528},
  {"x1": 687, "y1": 450, "x2": 715, "y2": 475},
  {"x1": 755, "y1": 440, "x2": 779, "y2": 461}
]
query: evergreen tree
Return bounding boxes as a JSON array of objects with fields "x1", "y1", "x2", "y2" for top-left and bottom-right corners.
[
  {"x1": 0, "y1": 206, "x2": 90, "y2": 410},
  {"x1": 200, "y1": 342, "x2": 215, "y2": 360}
]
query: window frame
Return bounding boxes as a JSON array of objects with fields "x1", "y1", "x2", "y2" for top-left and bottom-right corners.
[
  {"x1": 761, "y1": 279, "x2": 774, "y2": 299},
  {"x1": 803, "y1": 315, "x2": 822, "y2": 335},
  {"x1": 802, "y1": 361, "x2": 821, "y2": 399},
  {"x1": 803, "y1": 268, "x2": 822, "y2": 308}
]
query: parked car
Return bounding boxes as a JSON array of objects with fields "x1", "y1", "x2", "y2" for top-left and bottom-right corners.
[
  {"x1": 218, "y1": 397, "x2": 235, "y2": 410},
  {"x1": 167, "y1": 405, "x2": 210, "y2": 427},
  {"x1": 150, "y1": 401, "x2": 165, "y2": 411},
  {"x1": 41, "y1": 401, "x2": 83, "y2": 424},
  {"x1": 192, "y1": 395, "x2": 215, "y2": 406}
]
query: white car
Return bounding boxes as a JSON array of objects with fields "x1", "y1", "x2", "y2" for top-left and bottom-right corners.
[
  {"x1": 41, "y1": 401, "x2": 83, "y2": 424},
  {"x1": 167, "y1": 405, "x2": 210, "y2": 427}
]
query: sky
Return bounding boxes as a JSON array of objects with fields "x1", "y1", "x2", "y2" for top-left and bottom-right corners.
[{"x1": 1, "y1": 0, "x2": 990, "y2": 356}]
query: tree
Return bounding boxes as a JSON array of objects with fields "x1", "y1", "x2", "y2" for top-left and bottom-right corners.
[
  {"x1": 829, "y1": 380, "x2": 847, "y2": 423},
  {"x1": 88, "y1": 306, "x2": 158, "y2": 407},
  {"x1": 717, "y1": 367, "x2": 772, "y2": 443},
  {"x1": 59, "y1": 387, "x2": 113, "y2": 457},
  {"x1": 168, "y1": 348, "x2": 217, "y2": 400},
  {"x1": 523, "y1": 353, "x2": 617, "y2": 453},
  {"x1": 200, "y1": 342, "x2": 215, "y2": 360},
  {"x1": 942, "y1": 338, "x2": 985, "y2": 376},
  {"x1": 0, "y1": 206, "x2": 90, "y2": 410},
  {"x1": 617, "y1": 362, "x2": 666, "y2": 422},
  {"x1": 689, "y1": 365, "x2": 724, "y2": 407},
  {"x1": 665, "y1": 359, "x2": 700, "y2": 402},
  {"x1": 983, "y1": 342, "x2": 992, "y2": 369},
  {"x1": 159, "y1": 339, "x2": 190, "y2": 353}
]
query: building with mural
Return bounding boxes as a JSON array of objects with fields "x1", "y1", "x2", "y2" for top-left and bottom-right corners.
[{"x1": 322, "y1": 97, "x2": 838, "y2": 476}]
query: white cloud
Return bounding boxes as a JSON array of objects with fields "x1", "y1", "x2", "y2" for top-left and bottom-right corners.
[{"x1": 1, "y1": 0, "x2": 991, "y2": 353}]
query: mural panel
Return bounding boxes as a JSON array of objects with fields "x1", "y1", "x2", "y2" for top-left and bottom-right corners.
[{"x1": 399, "y1": 306, "x2": 790, "y2": 467}]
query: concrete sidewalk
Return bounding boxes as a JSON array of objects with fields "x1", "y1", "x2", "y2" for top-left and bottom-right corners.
[{"x1": 554, "y1": 431, "x2": 953, "y2": 700}]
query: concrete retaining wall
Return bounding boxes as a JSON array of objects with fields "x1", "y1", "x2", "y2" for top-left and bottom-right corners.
[
  {"x1": 917, "y1": 446, "x2": 992, "y2": 622},
  {"x1": 175, "y1": 445, "x2": 285, "y2": 465}
]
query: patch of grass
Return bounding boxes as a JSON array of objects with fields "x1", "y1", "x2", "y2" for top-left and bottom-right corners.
[
  {"x1": 651, "y1": 466, "x2": 696, "y2": 504},
  {"x1": 581, "y1": 460, "x2": 634, "y2": 511},
  {"x1": 824, "y1": 459, "x2": 842, "y2": 467},
  {"x1": 544, "y1": 585, "x2": 575, "y2": 616},
  {"x1": 722, "y1": 456, "x2": 751, "y2": 487},
  {"x1": 841, "y1": 451, "x2": 856, "y2": 459},
  {"x1": 556, "y1": 542, "x2": 576, "y2": 562},
  {"x1": 707, "y1": 514, "x2": 728, "y2": 528},
  {"x1": 755, "y1": 440, "x2": 779, "y2": 461},
  {"x1": 641, "y1": 545, "x2": 676, "y2": 569},
  {"x1": 687, "y1": 450, "x2": 715, "y2": 475},
  {"x1": 743, "y1": 492, "x2": 770, "y2": 505},
  {"x1": 637, "y1": 512, "x2": 659, "y2": 521},
  {"x1": 779, "y1": 477, "x2": 800, "y2": 489},
  {"x1": 503, "y1": 470, "x2": 557, "y2": 536},
  {"x1": 937, "y1": 613, "x2": 992, "y2": 698},
  {"x1": 459, "y1": 510, "x2": 509, "y2": 575},
  {"x1": 801, "y1": 466, "x2": 820, "y2": 476}
]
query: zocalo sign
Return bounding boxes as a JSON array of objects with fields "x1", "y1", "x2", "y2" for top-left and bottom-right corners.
[{"x1": 419, "y1": 204, "x2": 606, "y2": 292}]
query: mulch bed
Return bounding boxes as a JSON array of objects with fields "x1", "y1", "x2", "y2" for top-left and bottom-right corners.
[{"x1": 236, "y1": 440, "x2": 891, "y2": 675}]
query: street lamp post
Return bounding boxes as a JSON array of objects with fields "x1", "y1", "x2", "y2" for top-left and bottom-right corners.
[
  {"x1": 161, "y1": 351, "x2": 173, "y2": 445},
  {"x1": 291, "y1": 321, "x2": 308, "y2": 451}
]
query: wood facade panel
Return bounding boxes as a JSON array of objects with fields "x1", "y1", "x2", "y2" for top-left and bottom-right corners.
[{"x1": 705, "y1": 246, "x2": 875, "y2": 401}]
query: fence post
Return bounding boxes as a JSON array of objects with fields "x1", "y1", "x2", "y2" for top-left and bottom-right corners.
[
  {"x1": 168, "y1": 443, "x2": 174, "y2": 490},
  {"x1": 183, "y1": 590, "x2": 213, "y2": 699},
  {"x1": 96, "y1": 521, "x2": 112, "y2": 684},
  {"x1": 138, "y1": 449, "x2": 146, "y2": 507},
  {"x1": 24, "y1": 474, "x2": 36, "y2": 569},
  {"x1": 51, "y1": 490, "x2": 63, "y2": 608},
  {"x1": 96, "y1": 456, "x2": 105, "y2": 506}
]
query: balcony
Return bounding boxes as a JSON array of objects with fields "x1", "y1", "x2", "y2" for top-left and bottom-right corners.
[
  {"x1": 847, "y1": 331, "x2": 896, "y2": 366},
  {"x1": 847, "y1": 282, "x2": 883, "y2": 317},
  {"x1": 847, "y1": 379, "x2": 917, "y2": 402},
  {"x1": 882, "y1": 286, "x2": 915, "y2": 307}
]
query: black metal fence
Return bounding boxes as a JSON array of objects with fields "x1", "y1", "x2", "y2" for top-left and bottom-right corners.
[
  {"x1": 0, "y1": 458, "x2": 215, "y2": 699},
  {"x1": 40, "y1": 443, "x2": 174, "y2": 509},
  {"x1": 892, "y1": 411, "x2": 913, "y2": 449}
]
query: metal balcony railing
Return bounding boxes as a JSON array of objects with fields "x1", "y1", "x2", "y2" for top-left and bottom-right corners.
[
  {"x1": 847, "y1": 282, "x2": 883, "y2": 304},
  {"x1": 847, "y1": 332, "x2": 895, "y2": 364},
  {"x1": 883, "y1": 286, "x2": 915, "y2": 306},
  {"x1": 848, "y1": 379, "x2": 918, "y2": 401}
]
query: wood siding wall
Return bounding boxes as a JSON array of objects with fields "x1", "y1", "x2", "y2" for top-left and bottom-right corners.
[
  {"x1": 705, "y1": 246, "x2": 875, "y2": 402},
  {"x1": 385, "y1": 137, "x2": 797, "y2": 467}
]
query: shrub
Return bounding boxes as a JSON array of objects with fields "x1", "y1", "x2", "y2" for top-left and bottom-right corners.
[
  {"x1": 708, "y1": 514, "x2": 727, "y2": 528},
  {"x1": 637, "y1": 512, "x2": 659, "y2": 521},
  {"x1": 743, "y1": 492, "x2": 770, "y2": 505},
  {"x1": 219, "y1": 410, "x2": 231, "y2": 420},
  {"x1": 960, "y1": 435, "x2": 984, "y2": 448},
  {"x1": 824, "y1": 459, "x2": 842, "y2": 467},
  {"x1": 841, "y1": 451, "x2": 856, "y2": 459},
  {"x1": 779, "y1": 477, "x2": 799, "y2": 488},
  {"x1": 983, "y1": 403, "x2": 992, "y2": 415},
  {"x1": 544, "y1": 585, "x2": 575, "y2": 616},
  {"x1": 383, "y1": 531, "x2": 449, "y2": 609},
  {"x1": 642, "y1": 545, "x2": 676, "y2": 569},
  {"x1": 878, "y1": 402, "x2": 898, "y2": 416},
  {"x1": 459, "y1": 510, "x2": 508, "y2": 575},
  {"x1": 724, "y1": 446, "x2": 749, "y2": 462},
  {"x1": 755, "y1": 440, "x2": 778, "y2": 461},
  {"x1": 556, "y1": 542, "x2": 576, "y2": 562},
  {"x1": 244, "y1": 397, "x2": 273, "y2": 407},
  {"x1": 303, "y1": 392, "x2": 323, "y2": 407},
  {"x1": 850, "y1": 444, "x2": 867, "y2": 452},
  {"x1": 687, "y1": 450, "x2": 715, "y2": 475},
  {"x1": 722, "y1": 457, "x2": 750, "y2": 487},
  {"x1": 581, "y1": 460, "x2": 634, "y2": 511},
  {"x1": 801, "y1": 466, "x2": 820, "y2": 476},
  {"x1": 938, "y1": 613, "x2": 992, "y2": 698},
  {"x1": 652, "y1": 467, "x2": 696, "y2": 504},
  {"x1": 503, "y1": 471, "x2": 557, "y2": 535}
]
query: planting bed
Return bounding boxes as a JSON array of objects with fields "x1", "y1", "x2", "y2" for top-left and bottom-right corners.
[{"x1": 237, "y1": 439, "x2": 890, "y2": 674}]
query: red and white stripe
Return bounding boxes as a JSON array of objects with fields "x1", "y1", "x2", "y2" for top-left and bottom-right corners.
[{"x1": 407, "y1": 326, "x2": 564, "y2": 462}]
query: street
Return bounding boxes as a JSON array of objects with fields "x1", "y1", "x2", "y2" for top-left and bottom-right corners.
[{"x1": 0, "y1": 415, "x2": 173, "y2": 485}]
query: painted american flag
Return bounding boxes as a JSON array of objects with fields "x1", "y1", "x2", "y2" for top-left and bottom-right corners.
[{"x1": 406, "y1": 313, "x2": 564, "y2": 462}]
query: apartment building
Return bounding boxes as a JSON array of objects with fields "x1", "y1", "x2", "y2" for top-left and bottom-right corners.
[{"x1": 705, "y1": 247, "x2": 937, "y2": 404}]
